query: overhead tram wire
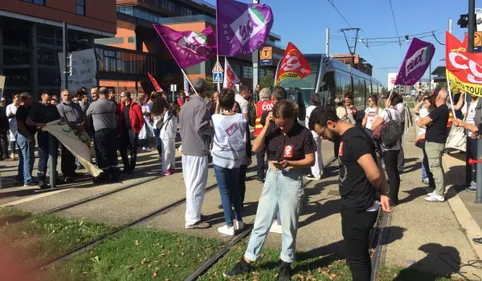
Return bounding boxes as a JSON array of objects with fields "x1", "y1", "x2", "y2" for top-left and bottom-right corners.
[
  {"x1": 326, "y1": 0, "x2": 352, "y2": 28},
  {"x1": 388, "y1": 0, "x2": 403, "y2": 60},
  {"x1": 325, "y1": 0, "x2": 388, "y2": 74}
]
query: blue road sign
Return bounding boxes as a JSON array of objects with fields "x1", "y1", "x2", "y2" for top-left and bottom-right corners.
[
  {"x1": 260, "y1": 59, "x2": 272, "y2": 66},
  {"x1": 213, "y1": 72, "x2": 223, "y2": 83}
]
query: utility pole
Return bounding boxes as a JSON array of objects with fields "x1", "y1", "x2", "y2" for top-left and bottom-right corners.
[
  {"x1": 326, "y1": 28, "x2": 330, "y2": 56},
  {"x1": 252, "y1": 0, "x2": 259, "y2": 94},
  {"x1": 467, "y1": 0, "x2": 482, "y2": 203}
]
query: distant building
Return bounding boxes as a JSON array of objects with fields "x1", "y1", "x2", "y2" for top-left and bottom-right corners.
[
  {"x1": 331, "y1": 54, "x2": 373, "y2": 76},
  {"x1": 0, "y1": 0, "x2": 117, "y2": 101}
]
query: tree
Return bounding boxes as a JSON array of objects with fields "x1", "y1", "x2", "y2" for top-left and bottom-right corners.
[{"x1": 259, "y1": 73, "x2": 275, "y2": 89}]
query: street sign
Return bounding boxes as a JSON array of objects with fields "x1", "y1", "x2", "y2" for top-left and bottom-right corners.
[
  {"x1": 260, "y1": 46, "x2": 272, "y2": 66},
  {"x1": 212, "y1": 61, "x2": 224, "y2": 73},
  {"x1": 213, "y1": 72, "x2": 223, "y2": 83},
  {"x1": 170, "y1": 84, "x2": 177, "y2": 92}
]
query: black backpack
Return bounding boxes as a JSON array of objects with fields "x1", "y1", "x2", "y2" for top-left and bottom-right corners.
[{"x1": 380, "y1": 110, "x2": 403, "y2": 148}]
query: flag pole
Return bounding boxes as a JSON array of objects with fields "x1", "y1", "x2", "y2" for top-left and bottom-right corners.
[
  {"x1": 216, "y1": 55, "x2": 221, "y2": 92},
  {"x1": 446, "y1": 76, "x2": 456, "y2": 117},
  {"x1": 215, "y1": 0, "x2": 221, "y2": 92},
  {"x1": 180, "y1": 68, "x2": 198, "y2": 96}
]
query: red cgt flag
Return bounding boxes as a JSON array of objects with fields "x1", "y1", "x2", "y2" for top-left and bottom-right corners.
[
  {"x1": 275, "y1": 42, "x2": 311, "y2": 85},
  {"x1": 148, "y1": 72, "x2": 163, "y2": 92}
]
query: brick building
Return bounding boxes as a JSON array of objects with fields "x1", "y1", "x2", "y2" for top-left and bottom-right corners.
[
  {"x1": 331, "y1": 54, "x2": 373, "y2": 77},
  {"x1": 0, "y1": 0, "x2": 117, "y2": 101}
]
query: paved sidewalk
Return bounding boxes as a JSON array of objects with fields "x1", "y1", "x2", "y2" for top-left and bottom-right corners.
[{"x1": 381, "y1": 127, "x2": 482, "y2": 279}]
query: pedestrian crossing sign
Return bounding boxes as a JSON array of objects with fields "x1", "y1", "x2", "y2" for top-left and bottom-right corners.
[{"x1": 213, "y1": 72, "x2": 223, "y2": 83}]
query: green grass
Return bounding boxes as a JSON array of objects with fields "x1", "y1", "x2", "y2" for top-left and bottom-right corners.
[
  {"x1": 198, "y1": 242, "x2": 459, "y2": 281},
  {"x1": 0, "y1": 206, "x2": 30, "y2": 218},
  {"x1": 0, "y1": 213, "x2": 117, "y2": 268},
  {"x1": 42, "y1": 228, "x2": 223, "y2": 281}
]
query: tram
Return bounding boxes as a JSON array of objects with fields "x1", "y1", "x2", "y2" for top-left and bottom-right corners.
[{"x1": 277, "y1": 54, "x2": 384, "y2": 121}]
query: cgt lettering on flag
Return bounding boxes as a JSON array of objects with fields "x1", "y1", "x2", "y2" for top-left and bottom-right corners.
[{"x1": 274, "y1": 42, "x2": 311, "y2": 86}]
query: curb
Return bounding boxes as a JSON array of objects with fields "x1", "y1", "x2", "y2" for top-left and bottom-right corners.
[
  {"x1": 444, "y1": 154, "x2": 482, "y2": 259},
  {"x1": 446, "y1": 187, "x2": 482, "y2": 259}
]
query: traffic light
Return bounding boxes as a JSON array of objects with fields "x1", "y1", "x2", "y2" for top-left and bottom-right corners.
[
  {"x1": 458, "y1": 13, "x2": 478, "y2": 29},
  {"x1": 65, "y1": 54, "x2": 73, "y2": 76}
]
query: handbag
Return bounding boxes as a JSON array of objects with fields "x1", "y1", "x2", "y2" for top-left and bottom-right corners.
[{"x1": 445, "y1": 126, "x2": 466, "y2": 152}]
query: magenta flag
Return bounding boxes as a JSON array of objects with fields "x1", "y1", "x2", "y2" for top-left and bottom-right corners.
[
  {"x1": 153, "y1": 24, "x2": 216, "y2": 69},
  {"x1": 394, "y1": 38, "x2": 435, "y2": 86},
  {"x1": 216, "y1": 0, "x2": 274, "y2": 57}
]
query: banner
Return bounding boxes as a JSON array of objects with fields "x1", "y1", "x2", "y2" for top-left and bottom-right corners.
[
  {"x1": 394, "y1": 38, "x2": 435, "y2": 86},
  {"x1": 147, "y1": 72, "x2": 163, "y2": 92},
  {"x1": 58, "y1": 49, "x2": 97, "y2": 92},
  {"x1": 42, "y1": 120, "x2": 102, "y2": 177},
  {"x1": 223, "y1": 58, "x2": 240, "y2": 89},
  {"x1": 274, "y1": 42, "x2": 311, "y2": 86},
  {"x1": 216, "y1": 0, "x2": 274, "y2": 56},
  {"x1": 0, "y1": 75, "x2": 5, "y2": 100},
  {"x1": 446, "y1": 31, "x2": 482, "y2": 97},
  {"x1": 153, "y1": 24, "x2": 216, "y2": 69}
]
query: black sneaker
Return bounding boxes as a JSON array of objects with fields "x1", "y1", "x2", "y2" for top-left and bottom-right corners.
[
  {"x1": 223, "y1": 259, "x2": 252, "y2": 277},
  {"x1": 277, "y1": 261, "x2": 291, "y2": 281}
]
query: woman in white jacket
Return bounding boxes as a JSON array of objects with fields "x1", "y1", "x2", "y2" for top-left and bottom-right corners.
[{"x1": 160, "y1": 103, "x2": 178, "y2": 175}]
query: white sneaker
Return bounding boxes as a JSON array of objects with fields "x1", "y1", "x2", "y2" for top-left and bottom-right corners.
[
  {"x1": 426, "y1": 191, "x2": 435, "y2": 197},
  {"x1": 269, "y1": 221, "x2": 282, "y2": 234},
  {"x1": 466, "y1": 182, "x2": 477, "y2": 192},
  {"x1": 144, "y1": 147, "x2": 151, "y2": 152},
  {"x1": 142, "y1": 147, "x2": 146, "y2": 152},
  {"x1": 218, "y1": 224, "x2": 235, "y2": 236},
  {"x1": 234, "y1": 220, "x2": 244, "y2": 231},
  {"x1": 425, "y1": 194, "x2": 445, "y2": 202},
  {"x1": 422, "y1": 178, "x2": 429, "y2": 185}
]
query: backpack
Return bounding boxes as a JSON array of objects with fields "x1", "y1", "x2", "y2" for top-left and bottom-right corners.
[{"x1": 372, "y1": 109, "x2": 403, "y2": 148}]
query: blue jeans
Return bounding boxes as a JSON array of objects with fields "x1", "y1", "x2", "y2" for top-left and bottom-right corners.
[
  {"x1": 245, "y1": 168, "x2": 304, "y2": 263},
  {"x1": 421, "y1": 155, "x2": 428, "y2": 180},
  {"x1": 213, "y1": 165, "x2": 242, "y2": 227},
  {"x1": 153, "y1": 128, "x2": 162, "y2": 157},
  {"x1": 16, "y1": 133, "x2": 35, "y2": 185}
]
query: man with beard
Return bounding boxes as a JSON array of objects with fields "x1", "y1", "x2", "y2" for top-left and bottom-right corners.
[{"x1": 308, "y1": 106, "x2": 391, "y2": 281}]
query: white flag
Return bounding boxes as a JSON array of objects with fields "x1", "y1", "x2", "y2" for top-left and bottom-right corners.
[
  {"x1": 42, "y1": 120, "x2": 103, "y2": 177},
  {"x1": 223, "y1": 58, "x2": 240, "y2": 89}
]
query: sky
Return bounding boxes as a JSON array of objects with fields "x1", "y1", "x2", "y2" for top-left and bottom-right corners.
[{"x1": 207, "y1": 0, "x2": 469, "y2": 86}]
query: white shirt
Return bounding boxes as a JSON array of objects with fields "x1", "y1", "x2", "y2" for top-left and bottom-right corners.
[
  {"x1": 235, "y1": 94, "x2": 249, "y2": 115},
  {"x1": 379, "y1": 108, "x2": 402, "y2": 151},
  {"x1": 6, "y1": 103, "x2": 18, "y2": 140},
  {"x1": 211, "y1": 113, "x2": 247, "y2": 169},
  {"x1": 418, "y1": 106, "x2": 429, "y2": 136},
  {"x1": 395, "y1": 103, "x2": 406, "y2": 122},
  {"x1": 160, "y1": 111, "x2": 178, "y2": 140},
  {"x1": 364, "y1": 106, "x2": 379, "y2": 130},
  {"x1": 462, "y1": 99, "x2": 478, "y2": 137},
  {"x1": 305, "y1": 105, "x2": 318, "y2": 138}
]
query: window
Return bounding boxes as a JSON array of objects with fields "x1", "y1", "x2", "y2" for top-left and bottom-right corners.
[
  {"x1": 37, "y1": 48, "x2": 58, "y2": 65},
  {"x1": 128, "y1": 37, "x2": 135, "y2": 43},
  {"x1": 4, "y1": 49, "x2": 30, "y2": 65},
  {"x1": 23, "y1": 0, "x2": 45, "y2": 5},
  {"x1": 38, "y1": 68, "x2": 60, "y2": 87},
  {"x1": 242, "y1": 66, "x2": 253, "y2": 79},
  {"x1": 76, "y1": 0, "x2": 85, "y2": 16}
]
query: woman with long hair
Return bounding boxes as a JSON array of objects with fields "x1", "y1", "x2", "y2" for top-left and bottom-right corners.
[{"x1": 151, "y1": 96, "x2": 168, "y2": 160}]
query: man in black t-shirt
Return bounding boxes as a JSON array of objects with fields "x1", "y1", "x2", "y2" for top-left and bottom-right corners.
[
  {"x1": 309, "y1": 106, "x2": 391, "y2": 281},
  {"x1": 15, "y1": 93, "x2": 37, "y2": 186},
  {"x1": 416, "y1": 88, "x2": 450, "y2": 202},
  {"x1": 27, "y1": 91, "x2": 61, "y2": 188}
]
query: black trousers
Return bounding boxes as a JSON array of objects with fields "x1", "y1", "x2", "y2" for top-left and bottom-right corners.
[
  {"x1": 342, "y1": 210, "x2": 378, "y2": 281},
  {"x1": 120, "y1": 127, "x2": 138, "y2": 171},
  {"x1": 61, "y1": 144, "x2": 76, "y2": 177},
  {"x1": 255, "y1": 148, "x2": 266, "y2": 180},
  {"x1": 383, "y1": 150, "x2": 401, "y2": 205},
  {"x1": 0, "y1": 129, "x2": 8, "y2": 159},
  {"x1": 94, "y1": 128, "x2": 118, "y2": 170}
]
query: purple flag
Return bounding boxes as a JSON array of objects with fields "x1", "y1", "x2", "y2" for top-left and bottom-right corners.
[
  {"x1": 216, "y1": 0, "x2": 274, "y2": 56},
  {"x1": 394, "y1": 38, "x2": 435, "y2": 86},
  {"x1": 153, "y1": 24, "x2": 216, "y2": 69}
]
